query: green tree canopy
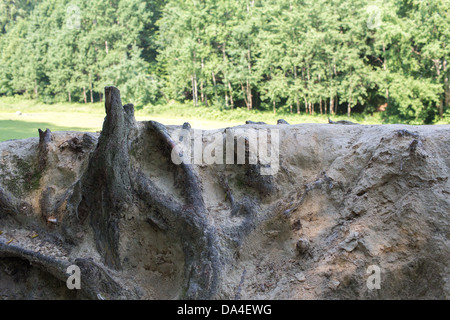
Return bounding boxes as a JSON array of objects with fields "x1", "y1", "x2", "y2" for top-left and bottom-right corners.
[{"x1": 0, "y1": 0, "x2": 449, "y2": 123}]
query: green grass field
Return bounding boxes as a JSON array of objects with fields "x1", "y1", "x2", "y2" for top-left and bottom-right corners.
[
  {"x1": 0, "y1": 97, "x2": 242, "y2": 141},
  {"x1": 0, "y1": 112, "x2": 245, "y2": 142},
  {"x1": 0, "y1": 96, "x2": 445, "y2": 142}
]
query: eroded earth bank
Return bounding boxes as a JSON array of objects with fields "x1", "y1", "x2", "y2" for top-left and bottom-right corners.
[{"x1": 0, "y1": 87, "x2": 448, "y2": 299}]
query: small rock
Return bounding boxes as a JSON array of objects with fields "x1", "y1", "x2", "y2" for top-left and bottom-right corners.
[
  {"x1": 82, "y1": 133, "x2": 97, "y2": 148},
  {"x1": 328, "y1": 279, "x2": 340, "y2": 290},
  {"x1": 323, "y1": 270, "x2": 332, "y2": 278},
  {"x1": 130, "y1": 259, "x2": 138, "y2": 268},
  {"x1": 277, "y1": 119, "x2": 289, "y2": 125},
  {"x1": 266, "y1": 230, "x2": 280, "y2": 238},
  {"x1": 296, "y1": 237, "x2": 310, "y2": 254},
  {"x1": 340, "y1": 239, "x2": 359, "y2": 252},
  {"x1": 47, "y1": 216, "x2": 58, "y2": 224},
  {"x1": 76, "y1": 231, "x2": 85, "y2": 239},
  {"x1": 134, "y1": 286, "x2": 145, "y2": 298},
  {"x1": 16, "y1": 111, "x2": 22, "y2": 116},
  {"x1": 245, "y1": 120, "x2": 266, "y2": 125},
  {"x1": 339, "y1": 231, "x2": 360, "y2": 252},
  {"x1": 294, "y1": 272, "x2": 306, "y2": 282},
  {"x1": 291, "y1": 219, "x2": 302, "y2": 231}
]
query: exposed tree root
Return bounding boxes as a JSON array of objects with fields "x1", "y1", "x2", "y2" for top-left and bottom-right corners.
[
  {"x1": 145, "y1": 120, "x2": 221, "y2": 299},
  {"x1": 1, "y1": 86, "x2": 447, "y2": 300}
]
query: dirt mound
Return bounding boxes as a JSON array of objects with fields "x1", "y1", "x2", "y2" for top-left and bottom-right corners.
[{"x1": 1, "y1": 87, "x2": 449, "y2": 299}]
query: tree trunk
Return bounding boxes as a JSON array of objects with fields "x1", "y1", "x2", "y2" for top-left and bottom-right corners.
[
  {"x1": 212, "y1": 72, "x2": 218, "y2": 100},
  {"x1": 192, "y1": 49, "x2": 199, "y2": 107},
  {"x1": 330, "y1": 97, "x2": 335, "y2": 115},
  {"x1": 306, "y1": 65, "x2": 311, "y2": 114},
  {"x1": 294, "y1": 66, "x2": 300, "y2": 114},
  {"x1": 222, "y1": 43, "x2": 230, "y2": 109},
  {"x1": 228, "y1": 82, "x2": 234, "y2": 109},
  {"x1": 83, "y1": 87, "x2": 87, "y2": 104},
  {"x1": 246, "y1": 79, "x2": 252, "y2": 110},
  {"x1": 194, "y1": 77, "x2": 198, "y2": 107},
  {"x1": 194, "y1": 73, "x2": 198, "y2": 107},
  {"x1": 2, "y1": 87, "x2": 220, "y2": 299},
  {"x1": 444, "y1": 59, "x2": 449, "y2": 116},
  {"x1": 247, "y1": 47, "x2": 252, "y2": 110},
  {"x1": 319, "y1": 97, "x2": 323, "y2": 115},
  {"x1": 241, "y1": 82, "x2": 248, "y2": 110},
  {"x1": 385, "y1": 87, "x2": 389, "y2": 112},
  {"x1": 192, "y1": 75, "x2": 198, "y2": 107},
  {"x1": 68, "y1": 91, "x2": 71, "y2": 103},
  {"x1": 302, "y1": 67, "x2": 308, "y2": 114},
  {"x1": 200, "y1": 59, "x2": 205, "y2": 105},
  {"x1": 225, "y1": 92, "x2": 229, "y2": 108},
  {"x1": 383, "y1": 42, "x2": 389, "y2": 109},
  {"x1": 304, "y1": 96, "x2": 308, "y2": 114},
  {"x1": 335, "y1": 95, "x2": 338, "y2": 114},
  {"x1": 89, "y1": 73, "x2": 94, "y2": 103},
  {"x1": 273, "y1": 100, "x2": 276, "y2": 114},
  {"x1": 433, "y1": 58, "x2": 442, "y2": 118}
]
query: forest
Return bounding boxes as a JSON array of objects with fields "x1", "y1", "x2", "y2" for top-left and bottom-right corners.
[{"x1": 0, "y1": 0, "x2": 449, "y2": 124}]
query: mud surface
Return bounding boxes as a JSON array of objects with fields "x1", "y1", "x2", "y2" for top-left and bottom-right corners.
[{"x1": 0, "y1": 92, "x2": 448, "y2": 300}]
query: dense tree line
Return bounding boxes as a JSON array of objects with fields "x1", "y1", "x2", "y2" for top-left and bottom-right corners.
[
  {"x1": 0, "y1": 0, "x2": 162, "y2": 107},
  {"x1": 0, "y1": 0, "x2": 449, "y2": 123}
]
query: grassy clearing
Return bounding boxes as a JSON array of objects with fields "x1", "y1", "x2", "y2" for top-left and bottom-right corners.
[
  {"x1": 0, "y1": 111, "x2": 240, "y2": 142},
  {"x1": 0, "y1": 97, "x2": 244, "y2": 141},
  {"x1": 140, "y1": 101, "x2": 387, "y2": 125},
  {"x1": 1, "y1": 96, "x2": 445, "y2": 142}
]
